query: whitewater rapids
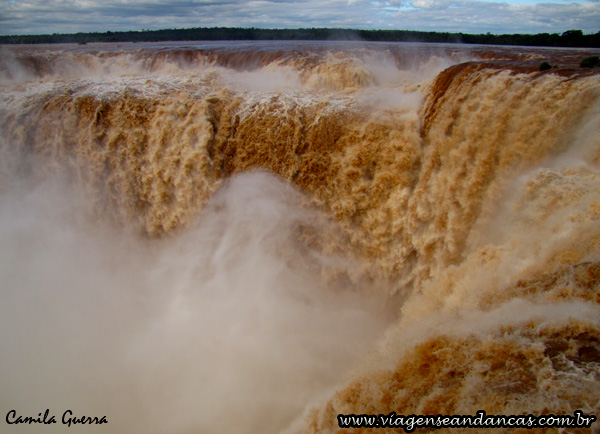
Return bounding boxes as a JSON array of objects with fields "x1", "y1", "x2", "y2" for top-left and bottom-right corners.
[{"x1": 0, "y1": 41, "x2": 599, "y2": 434}]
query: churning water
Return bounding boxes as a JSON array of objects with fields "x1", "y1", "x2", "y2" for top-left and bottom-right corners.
[{"x1": 1, "y1": 41, "x2": 599, "y2": 433}]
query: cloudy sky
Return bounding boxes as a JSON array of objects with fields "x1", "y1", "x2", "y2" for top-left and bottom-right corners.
[{"x1": 0, "y1": 0, "x2": 599, "y2": 36}]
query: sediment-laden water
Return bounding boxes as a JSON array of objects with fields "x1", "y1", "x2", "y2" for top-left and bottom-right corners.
[{"x1": 1, "y1": 40, "x2": 599, "y2": 434}]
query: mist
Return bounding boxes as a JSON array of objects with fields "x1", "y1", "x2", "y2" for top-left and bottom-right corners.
[{"x1": 0, "y1": 170, "x2": 392, "y2": 434}]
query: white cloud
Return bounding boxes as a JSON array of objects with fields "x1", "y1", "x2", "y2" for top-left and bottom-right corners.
[
  {"x1": 0, "y1": 0, "x2": 599, "y2": 35},
  {"x1": 411, "y1": 0, "x2": 440, "y2": 9}
]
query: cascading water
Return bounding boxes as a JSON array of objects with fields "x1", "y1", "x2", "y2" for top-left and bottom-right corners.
[{"x1": 1, "y1": 41, "x2": 599, "y2": 433}]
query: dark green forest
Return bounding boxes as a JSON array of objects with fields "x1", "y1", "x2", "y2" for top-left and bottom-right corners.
[{"x1": 1, "y1": 27, "x2": 599, "y2": 48}]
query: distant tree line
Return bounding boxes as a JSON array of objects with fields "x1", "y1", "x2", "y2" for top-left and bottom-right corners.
[{"x1": 1, "y1": 27, "x2": 599, "y2": 48}]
